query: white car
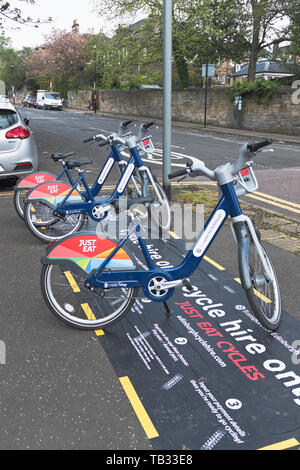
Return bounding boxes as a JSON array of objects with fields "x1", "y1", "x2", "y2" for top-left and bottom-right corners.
[
  {"x1": 36, "y1": 90, "x2": 63, "y2": 111},
  {"x1": 0, "y1": 102, "x2": 38, "y2": 180}
]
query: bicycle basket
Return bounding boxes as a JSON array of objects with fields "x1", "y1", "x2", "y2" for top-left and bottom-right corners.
[
  {"x1": 137, "y1": 136, "x2": 155, "y2": 156},
  {"x1": 233, "y1": 163, "x2": 258, "y2": 196}
]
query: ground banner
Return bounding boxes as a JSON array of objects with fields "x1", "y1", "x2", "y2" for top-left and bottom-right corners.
[{"x1": 99, "y1": 236, "x2": 300, "y2": 450}]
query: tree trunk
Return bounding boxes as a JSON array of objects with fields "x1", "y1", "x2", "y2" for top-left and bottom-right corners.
[
  {"x1": 248, "y1": 44, "x2": 259, "y2": 82},
  {"x1": 248, "y1": 0, "x2": 261, "y2": 82},
  {"x1": 174, "y1": 55, "x2": 189, "y2": 89}
]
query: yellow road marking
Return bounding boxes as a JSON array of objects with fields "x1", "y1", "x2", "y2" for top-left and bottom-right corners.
[
  {"x1": 234, "y1": 278, "x2": 271, "y2": 303},
  {"x1": 168, "y1": 230, "x2": 180, "y2": 239},
  {"x1": 259, "y1": 438, "x2": 299, "y2": 450},
  {"x1": 64, "y1": 271, "x2": 104, "y2": 336},
  {"x1": 81, "y1": 303, "x2": 104, "y2": 336},
  {"x1": 119, "y1": 376, "x2": 159, "y2": 440},
  {"x1": 203, "y1": 255, "x2": 225, "y2": 271},
  {"x1": 169, "y1": 231, "x2": 225, "y2": 271},
  {"x1": 246, "y1": 193, "x2": 300, "y2": 214},
  {"x1": 64, "y1": 271, "x2": 80, "y2": 293},
  {"x1": 253, "y1": 191, "x2": 300, "y2": 209}
]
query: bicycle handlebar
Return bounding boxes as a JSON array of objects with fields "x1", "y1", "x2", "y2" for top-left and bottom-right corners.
[
  {"x1": 246, "y1": 139, "x2": 273, "y2": 153},
  {"x1": 168, "y1": 137, "x2": 273, "y2": 183},
  {"x1": 142, "y1": 121, "x2": 156, "y2": 130},
  {"x1": 98, "y1": 141, "x2": 110, "y2": 147},
  {"x1": 121, "y1": 120, "x2": 133, "y2": 128},
  {"x1": 83, "y1": 133, "x2": 108, "y2": 144},
  {"x1": 168, "y1": 168, "x2": 188, "y2": 179},
  {"x1": 83, "y1": 136, "x2": 95, "y2": 143}
]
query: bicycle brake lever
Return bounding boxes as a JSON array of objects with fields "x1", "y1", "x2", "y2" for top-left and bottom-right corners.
[
  {"x1": 256, "y1": 148, "x2": 274, "y2": 154},
  {"x1": 177, "y1": 174, "x2": 188, "y2": 183}
]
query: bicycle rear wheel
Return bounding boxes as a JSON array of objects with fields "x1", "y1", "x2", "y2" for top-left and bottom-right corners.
[
  {"x1": 14, "y1": 189, "x2": 28, "y2": 219},
  {"x1": 244, "y1": 240, "x2": 281, "y2": 331},
  {"x1": 41, "y1": 264, "x2": 138, "y2": 329},
  {"x1": 24, "y1": 201, "x2": 84, "y2": 243}
]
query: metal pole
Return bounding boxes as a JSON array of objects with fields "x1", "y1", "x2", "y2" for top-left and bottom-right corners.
[
  {"x1": 94, "y1": 46, "x2": 97, "y2": 114},
  {"x1": 163, "y1": 0, "x2": 172, "y2": 199},
  {"x1": 204, "y1": 46, "x2": 209, "y2": 128}
]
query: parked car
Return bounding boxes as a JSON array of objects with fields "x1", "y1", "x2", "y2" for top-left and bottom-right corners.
[
  {"x1": 0, "y1": 95, "x2": 10, "y2": 103},
  {"x1": 0, "y1": 102, "x2": 38, "y2": 180},
  {"x1": 22, "y1": 95, "x2": 37, "y2": 108},
  {"x1": 36, "y1": 90, "x2": 63, "y2": 110}
]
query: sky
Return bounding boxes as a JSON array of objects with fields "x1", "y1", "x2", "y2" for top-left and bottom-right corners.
[{"x1": 4, "y1": 0, "x2": 142, "y2": 50}]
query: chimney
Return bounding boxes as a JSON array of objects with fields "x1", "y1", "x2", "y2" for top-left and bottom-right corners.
[{"x1": 72, "y1": 19, "x2": 79, "y2": 34}]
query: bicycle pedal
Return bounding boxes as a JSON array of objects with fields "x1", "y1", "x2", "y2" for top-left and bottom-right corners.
[
  {"x1": 163, "y1": 301, "x2": 173, "y2": 317},
  {"x1": 182, "y1": 278, "x2": 193, "y2": 291}
]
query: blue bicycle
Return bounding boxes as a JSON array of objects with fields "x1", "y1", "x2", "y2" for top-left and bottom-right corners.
[
  {"x1": 23, "y1": 122, "x2": 171, "y2": 242},
  {"x1": 40, "y1": 137, "x2": 281, "y2": 331},
  {"x1": 14, "y1": 120, "x2": 134, "y2": 219}
]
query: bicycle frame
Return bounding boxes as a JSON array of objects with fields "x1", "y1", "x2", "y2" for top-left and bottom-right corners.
[
  {"x1": 54, "y1": 146, "x2": 148, "y2": 219},
  {"x1": 41, "y1": 136, "x2": 282, "y2": 332},
  {"x1": 84, "y1": 182, "x2": 243, "y2": 300}
]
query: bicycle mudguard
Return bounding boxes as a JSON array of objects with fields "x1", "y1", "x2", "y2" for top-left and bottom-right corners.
[
  {"x1": 24, "y1": 181, "x2": 83, "y2": 207},
  {"x1": 15, "y1": 172, "x2": 57, "y2": 190},
  {"x1": 41, "y1": 232, "x2": 136, "y2": 274},
  {"x1": 232, "y1": 221, "x2": 252, "y2": 290}
]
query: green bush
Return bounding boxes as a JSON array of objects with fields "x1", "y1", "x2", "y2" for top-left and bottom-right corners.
[
  {"x1": 229, "y1": 79, "x2": 282, "y2": 103},
  {"x1": 120, "y1": 72, "x2": 163, "y2": 90}
]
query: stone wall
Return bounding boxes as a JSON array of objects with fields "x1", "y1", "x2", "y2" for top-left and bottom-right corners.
[
  {"x1": 67, "y1": 87, "x2": 300, "y2": 135},
  {"x1": 241, "y1": 88, "x2": 300, "y2": 135},
  {"x1": 67, "y1": 90, "x2": 93, "y2": 111}
]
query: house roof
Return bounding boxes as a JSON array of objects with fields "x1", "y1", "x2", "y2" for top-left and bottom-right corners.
[{"x1": 231, "y1": 60, "x2": 297, "y2": 77}]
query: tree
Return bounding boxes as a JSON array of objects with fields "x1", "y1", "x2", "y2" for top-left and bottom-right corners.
[
  {"x1": 93, "y1": 0, "x2": 249, "y2": 88},
  {"x1": 94, "y1": 0, "x2": 300, "y2": 85},
  {"x1": 289, "y1": 8, "x2": 300, "y2": 64},
  {"x1": 242, "y1": 0, "x2": 300, "y2": 81},
  {"x1": 0, "y1": 0, "x2": 50, "y2": 29},
  {"x1": 25, "y1": 29, "x2": 91, "y2": 94},
  {"x1": 0, "y1": 37, "x2": 35, "y2": 91}
]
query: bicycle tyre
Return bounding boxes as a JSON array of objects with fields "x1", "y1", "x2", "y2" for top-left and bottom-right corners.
[
  {"x1": 148, "y1": 181, "x2": 171, "y2": 233},
  {"x1": 41, "y1": 263, "x2": 138, "y2": 329},
  {"x1": 24, "y1": 201, "x2": 85, "y2": 243},
  {"x1": 244, "y1": 240, "x2": 281, "y2": 331},
  {"x1": 13, "y1": 189, "x2": 29, "y2": 219}
]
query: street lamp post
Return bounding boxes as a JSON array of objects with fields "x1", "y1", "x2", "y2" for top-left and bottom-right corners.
[
  {"x1": 163, "y1": 0, "x2": 172, "y2": 199},
  {"x1": 93, "y1": 45, "x2": 97, "y2": 114},
  {"x1": 204, "y1": 46, "x2": 209, "y2": 128},
  {"x1": 10, "y1": 64, "x2": 15, "y2": 104}
]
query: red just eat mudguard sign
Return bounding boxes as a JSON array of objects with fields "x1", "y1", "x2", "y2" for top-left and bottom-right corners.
[
  {"x1": 25, "y1": 181, "x2": 83, "y2": 206},
  {"x1": 15, "y1": 172, "x2": 57, "y2": 189}
]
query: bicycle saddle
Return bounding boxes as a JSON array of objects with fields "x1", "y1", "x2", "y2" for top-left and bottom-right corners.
[
  {"x1": 66, "y1": 160, "x2": 93, "y2": 169},
  {"x1": 51, "y1": 152, "x2": 76, "y2": 161}
]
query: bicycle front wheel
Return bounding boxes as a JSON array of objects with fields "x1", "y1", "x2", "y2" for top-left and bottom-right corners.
[
  {"x1": 244, "y1": 240, "x2": 281, "y2": 331},
  {"x1": 24, "y1": 201, "x2": 85, "y2": 243},
  {"x1": 148, "y1": 181, "x2": 171, "y2": 233},
  {"x1": 41, "y1": 264, "x2": 138, "y2": 329}
]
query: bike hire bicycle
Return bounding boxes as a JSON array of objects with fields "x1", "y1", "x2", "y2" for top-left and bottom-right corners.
[
  {"x1": 40, "y1": 138, "x2": 281, "y2": 332},
  {"x1": 23, "y1": 123, "x2": 171, "y2": 243},
  {"x1": 14, "y1": 120, "x2": 136, "y2": 219}
]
